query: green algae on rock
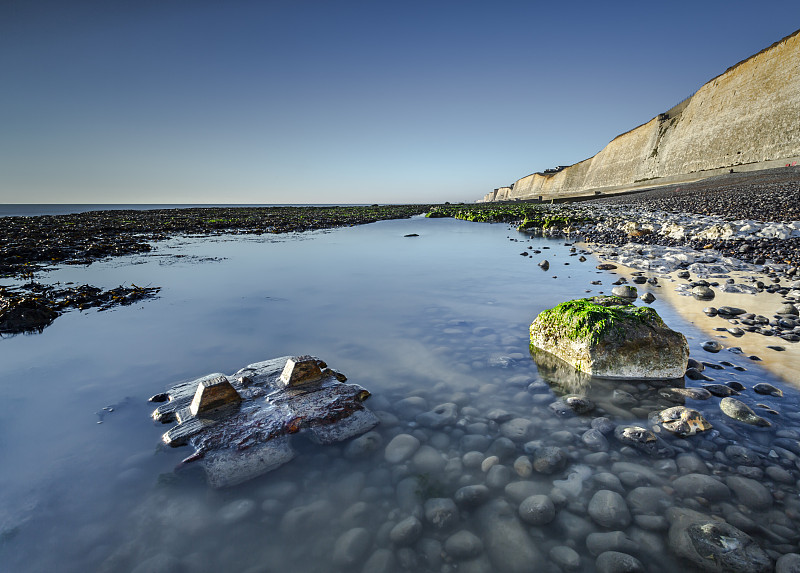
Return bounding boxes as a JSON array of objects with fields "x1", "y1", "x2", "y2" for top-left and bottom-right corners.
[{"x1": 529, "y1": 296, "x2": 689, "y2": 379}]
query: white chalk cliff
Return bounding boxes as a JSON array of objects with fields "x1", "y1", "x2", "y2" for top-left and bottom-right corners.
[{"x1": 484, "y1": 29, "x2": 800, "y2": 202}]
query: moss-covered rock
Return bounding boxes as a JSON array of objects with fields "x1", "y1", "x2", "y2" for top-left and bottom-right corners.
[{"x1": 529, "y1": 296, "x2": 689, "y2": 379}]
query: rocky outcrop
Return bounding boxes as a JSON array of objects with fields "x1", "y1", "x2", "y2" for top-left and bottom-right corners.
[
  {"x1": 483, "y1": 29, "x2": 800, "y2": 202},
  {"x1": 529, "y1": 296, "x2": 689, "y2": 379}
]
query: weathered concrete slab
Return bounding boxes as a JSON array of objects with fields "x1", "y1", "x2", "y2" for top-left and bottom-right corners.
[{"x1": 151, "y1": 355, "x2": 379, "y2": 487}]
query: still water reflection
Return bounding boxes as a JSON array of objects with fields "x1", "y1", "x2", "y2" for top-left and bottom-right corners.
[{"x1": 1, "y1": 216, "x2": 797, "y2": 572}]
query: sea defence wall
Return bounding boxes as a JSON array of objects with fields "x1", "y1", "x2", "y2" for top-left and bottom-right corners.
[{"x1": 483, "y1": 29, "x2": 800, "y2": 202}]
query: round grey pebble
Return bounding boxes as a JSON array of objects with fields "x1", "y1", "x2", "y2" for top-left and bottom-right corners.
[
  {"x1": 444, "y1": 530, "x2": 484, "y2": 560},
  {"x1": 518, "y1": 495, "x2": 555, "y2": 525},
  {"x1": 389, "y1": 516, "x2": 422, "y2": 546},
  {"x1": 595, "y1": 551, "x2": 645, "y2": 573}
]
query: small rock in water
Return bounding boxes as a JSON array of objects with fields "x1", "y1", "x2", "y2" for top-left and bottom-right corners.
[
  {"x1": 640, "y1": 292, "x2": 656, "y2": 303},
  {"x1": 703, "y1": 384, "x2": 739, "y2": 397},
  {"x1": 702, "y1": 340, "x2": 723, "y2": 353},
  {"x1": 717, "y1": 306, "x2": 747, "y2": 316},
  {"x1": 753, "y1": 383, "x2": 782, "y2": 397},
  {"x1": 595, "y1": 551, "x2": 645, "y2": 573},
  {"x1": 703, "y1": 307, "x2": 718, "y2": 316},
  {"x1": 692, "y1": 285, "x2": 715, "y2": 300},
  {"x1": 531, "y1": 446, "x2": 568, "y2": 474},
  {"x1": 613, "y1": 426, "x2": 659, "y2": 456},
  {"x1": 588, "y1": 490, "x2": 631, "y2": 529},
  {"x1": 384, "y1": 434, "x2": 421, "y2": 463},
  {"x1": 720, "y1": 397, "x2": 771, "y2": 427},
  {"x1": 424, "y1": 498, "x2": 459, "y2": 531},
  {"x1": 538, "y1": 260, "x2": 550, "y2": 271},
  {"x1": 518, "y1": 494, "x2": 556, "y2": 525},
  {"x1": 444, "y1": 530, "x2": 483, "y2": 561},
  {"x1": 596, "y1": 263, "x2": 617, "y2": 270},
  {"x1": 611, "y1": 285, "x2": 637, "y2": 300},
  {"x1": 649, "y1": 406, "x2": 712, "y2": 437}
]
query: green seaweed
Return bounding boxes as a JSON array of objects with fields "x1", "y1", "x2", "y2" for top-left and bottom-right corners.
[{"x1": 533, "y1": 297, "x2": 664, "y2": 346}]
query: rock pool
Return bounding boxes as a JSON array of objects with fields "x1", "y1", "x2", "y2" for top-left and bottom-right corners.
[{"x1": 1, "y1": 215, "x2": 798, "y2": 572}]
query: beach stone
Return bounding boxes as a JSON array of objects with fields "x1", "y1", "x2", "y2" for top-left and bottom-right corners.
[
  {"x1": 588, "y1": 490, "x2": 631, "y2": 529},
  {"x1": 593, "y1": 472, "x2": 624, "y2": 493},
  {"x1": 766, "y1": 465, "x2": 794, "y2": 483},
  {"x1": 532, "y1": 447, "x2": 568, "y2": 474},
  {"x1": 672, "y1": 474, "x2": 730, "y2": 502},
  {"x1": 344, "y1": 431, "x2": 383, "y2": 459},
  {"x1": 518, "y1": 494, "x2": 555, "y2": 525},
  {"x1": 424, "y1": 498, "x2": 458, "y2": 531},
  {"x1": 778, "y1": 303, "x2": 799, "y2": 316},
  {"x1": 702, "y1": 340, "x2": 723, "y2": 353},
  {"x1": 444, "y1": 530, "x2": 483, "y2": 560},
  {"x1": 611, "y1": 285, "x2": 638, "y2": 300},
  {"x1": 462, "y1": 451, "x2": 484, "y2": 469},
  {"x1": 394, "y1": 396, "x2": 428, "y2": 417},
  {"x1": 476, "y1": 499, "x2": 543, "y2": 573},
  {"x1": 595, "y1": 551, "x2": 645, "y2": 573},
  {"x1": 666, "y1": 508, "x2": 771, "y2": 573},
  {"x1": 556, "y1": 510, "x2": 597, "y2": 541},
  {"x1": 389, "y1": 516, "x2": 422, "y2": 546},
  {"x1": 586, "y1": 531, "x2": 638, "y2": 556},
  {"x1": 753, "y1": 383, "x2": 783, "y2": 397},
  {"x1": 610, "y1": 462, "x2": 663, "y2": 486},
  {"x1": 481, "y1": 455, "x2": 500, "y2": 472},
  {"x1": 649, "y1": 406, "x2": 712, "y2": 437},
  {"x1": 704, "y1": 384, "x2": 739, "y2": 397},
  {"x1": 454, "y1": 484, "x2": 490, "y2": 508},
  {"x1": 531, "y1": 296, "x2": 688, "y2": 379},
  {"x1": 513, "y1": 455, "x2": 533, "y2": 477},
  {"x1": 412, "y1": 445, "x2": 447, "y2": 474},
  {"x1": 592, "y1": 417, "x2": 615, "y2": 434},
  {"x1": 724, "y1": 445, "x2": 761, "y2": 466},
  {"x1": 704, "y1": 307, "x2": 718, "y2": 316},
  {"x1": 485, "y1": 464, "x2": 512, "y2": 490},
  {"x1": 333, "y1": 527, "x2": 371, "y2": 567},
  {"x1": 626, "y1": 487, "x2": 671, "y2": 515},
  {"x1": 549, "y1": 545, "x2": 580, "y2": 571},
  {"x1": 582, "y1": 428, "x2": 610, "y2": 451},
  {"x1": 613, "y1": 425, "x2": 660, "y2": 456},
  {"x1": 218, "y1": 499, "x2": 256, "y2": 524},
  {"x1": 726, "y1": 476, "x2": 772, "y2": 510},
  {"x1": 640, "y1": 292, "x2": 655, "y2": 303},
  {"x1": 487, "y1": 437, "x2": 517, "y2": 459},
  {"x1": 718, "y1": 306, "x2": 747, "y2": 316},
  {"x1": 461, "y1": 435, "x2": 491, "y2": 452},
  {"x1": 384, "y1": 434, "x2": 420, "y2": 464},
  {"x1": 361, "y1": 549, "x2": 397, "y2": 573},
  {"x1": 280, "y1": 500, "x2": 334, "y2": 535},
  {"x1": 720, "y1": 397, "x2": 771, "y2": 427},
  {"x1": 500, "y1": 418, "x2": 534, "y2": 441},
  {"x1": 505, "y1": 481, "x2": 548, "y2": 504},
  {"x1": 634, "y1": 514, "x2": 669, "y2": 531},
  {"x1": 676, "y1": 452, "x2": 709, "y2": 474},
  {"x1": 692, "y1": 285, "x2": 716, "y2": 300},
  {"x1": 416, "y1": 403, "x2": 458, "y2": 428},
  {"x1": 776, "y1": 553, "x2": 800, "y2": 573}
]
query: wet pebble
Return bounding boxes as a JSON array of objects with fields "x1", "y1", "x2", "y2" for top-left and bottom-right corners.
[
  {"x1": 518, "y1": 494, "x2": 556, "y2": 525},
  {"x1": 444, "y1": 530, "x2": 483, "y2": 560},
  {"x1": 384, "y1": 434, "x2": 421, "y2": 463},
  {"x1": 588, "y1": 490, "x2": 631, "y2": 529},
  {"x1": 595, "y1": 551, "x2": 645, "y2": 573}
]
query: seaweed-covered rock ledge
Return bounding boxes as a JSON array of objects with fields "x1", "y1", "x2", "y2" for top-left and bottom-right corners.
[{"x1": 530, "y1": 296, "x2": 689, "y2": 379}]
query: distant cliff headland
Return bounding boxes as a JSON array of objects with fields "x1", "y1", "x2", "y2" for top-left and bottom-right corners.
[{"x1": 482, "y1": 29, "x2": 800, "y2": 203}]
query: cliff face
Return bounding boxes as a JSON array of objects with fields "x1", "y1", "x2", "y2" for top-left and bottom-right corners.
[{"x1": 485, "y1": 30, "x2": 800, "y2": 202}]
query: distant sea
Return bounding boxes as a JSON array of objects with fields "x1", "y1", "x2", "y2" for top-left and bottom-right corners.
[{"x1": 0, "y1": 204, "x2": 365, "y2": 218}]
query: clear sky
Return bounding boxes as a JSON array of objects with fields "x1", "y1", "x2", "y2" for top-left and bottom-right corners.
[{"x1": 1, "y1": 1, "x2": 797, "y2": 204}]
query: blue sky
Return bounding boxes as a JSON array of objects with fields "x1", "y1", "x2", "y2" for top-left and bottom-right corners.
[{"x1": 1, "y1": 1, "x2": 797, "y2": 204}]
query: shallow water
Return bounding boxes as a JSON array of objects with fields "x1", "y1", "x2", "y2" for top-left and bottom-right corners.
[{"x1": 1, "y1": 216, "x2": 798, "y2": 572}]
